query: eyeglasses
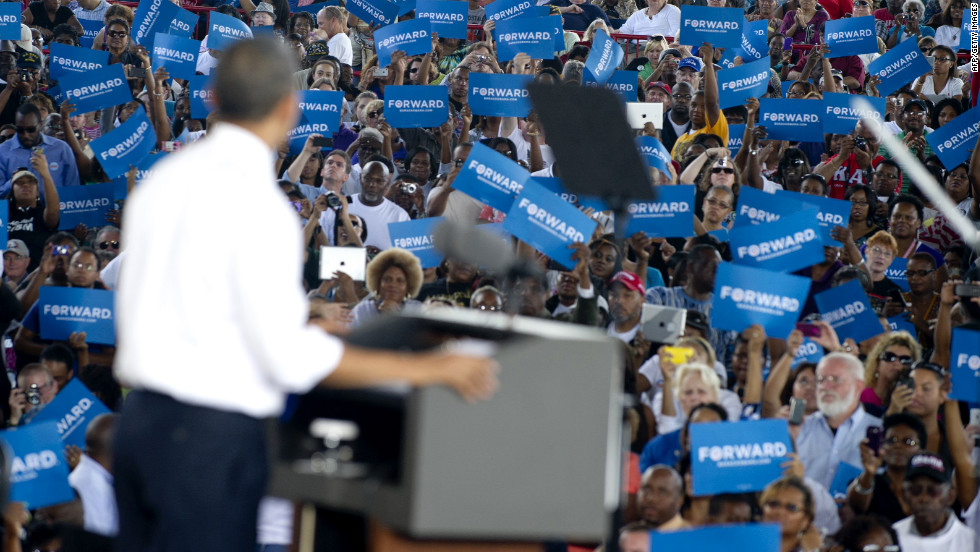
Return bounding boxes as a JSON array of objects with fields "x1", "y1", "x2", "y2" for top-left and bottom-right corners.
[
  {"x1": 816, "y1": 374, "x2": 848, "y2": 386},
  {"x1": 670, "y1": 93, "x2": 693, "y2": 100},
  {"x1": 409, "y1": 67, "x2": 419, "y2": 73},
  {"x1": 903, "y1": 482, "x2": 947, "y2": 497},
  {"x1": 860, "y1": 546, "x2": 901, "y2": 552},
  {"x1": 710, "y1": 167, "x2": 734, "y2": 174},
  {"x1": 763, "y1": 500, "x2": 802, "y2": 513},
  {"x1": 367, "y1": 110, "x2": 382, "y2": 119},
  {"x1": 16, "y1": 125, "x2": 38, "y2": 134},
  {"x1": 107, "y1": 30, "x2": 128, "y2": 38},
  {"x1": 884, "y1": 436, "x2": 919, "y2": 447},
  {"x1": 71, "y1": 261, "x2": 97, "y2": 272},
  {"x1": 867, "y1": 246, "x2": 894, "y2": 257},
  {"x1": 934, "y1": 57, "x2": 956, "y2": 62},
  {"x1": 453, "y1": 158, "x2": 466, "y2": 167},
  {"x1": 879, "y1": 351, "x2": 914, "y2": 365},
  {"x1": 705, "y1": 197, "x2": 731, "y2": 209},
  {"x1": 906, "y1": 268, "x2": 935, "y2": 278},
  {"x1": 99, "y1": 240, "x2": 120, "y2": 250},
  {"x1": 476, "y1": 304, "x2": 502, "y2": 311},
  {"x1": 851, "y1": 200, "x2": 869, "y2": 206}
]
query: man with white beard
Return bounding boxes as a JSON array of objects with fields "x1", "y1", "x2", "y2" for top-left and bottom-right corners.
[{"x1": 794, "y1": 353, "x2": 883, "y2": 489}]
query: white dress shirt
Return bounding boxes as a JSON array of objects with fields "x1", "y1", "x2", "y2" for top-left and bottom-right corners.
[
  {"x1": 116, "y1": 124, "x2": 344, "y2": 418},
  {"x1": 68, "y1": 455, "x2": 118, "y2": 536}
]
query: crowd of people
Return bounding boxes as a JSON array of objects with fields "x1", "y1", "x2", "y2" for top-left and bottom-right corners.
[{"x1": 1, "y1": 0, "x2": 979, "y2": 549}]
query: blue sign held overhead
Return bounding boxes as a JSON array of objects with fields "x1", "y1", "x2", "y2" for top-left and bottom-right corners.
[
  {"x1": 728, "y1": 124, "x2": 745, "y2": 157},
  {"x1": 547, "y1": 14, "x2": 564, "y2": 50},
  {"x1": 152, "y1": 33, "x2": 200, "y2": 80},
  {"x1": 635, "y1": 135, "x2": 672, "y2": 176},
  {"x1": 38, "y1": 287, "x2": 116, "y2": 346},
  {"x1": 739, "y1": 18, "x2": 769, "y2": 61},
  {"x1": 388, "y1": 217, "x2": 445, "y2": 268},
  {"x1": 649, "y1": 523, "x2": 782, "y2": 552},
  {"x1": 779, "y1": 190, "x2": 852, "y2": 246},
  {"x1": 503, "y1": 179, "x2": 597, "y2": 270},
  {"x1": 416, "y1": 0, "x2": 467, "y2": 39},
  {"x1": 712, "y1": 263, "x2": 812, "y2": 336},
  {"x1": 884, "y1": 256, "x2": 909, "y2": 292},
  {"x1": 78, "y1": 18, "x2": 101, "y2": 48},
  {"x1": 451, "y1": 142, "x2": 529, "y2": 213},
  {"x1": 346, "y1": 0, "x2": 400, "y2": 27},
  {"x1": 485, "y1": 0, "x2": 536, "y2": 23},
  {"x1": 374, "y1": 18, "x2": 431, "y2": 68},
  {"x1": 829, "y1": 461, "x2": 863, "y2": 500},
  {"x1": 718, "y1": 57, "x2": 771, "y2": 109},
  {"x1": 90, "y1": 107, "x2": 157, "y2": 179},
  {"x1": 792, "y1": 337, "x2": 825, "y2": 368},
  {"x1": 495, "y1": 17, "x2": 555, "y2": 62},
  {"x1": 169, "y1": 6, "x2": 198, "y2": 37},
  {"x1": 132, "y1": 0, "x2": 179, "y2": 48},
  {"x1": 208, "y1": 11, "x2": 253, "y2": 51},
  {"x1": 0, "y1": 421, "x2": 76, "y2": 509},
  {"x1": 468, "y1": 72, "x2": 534, "y2": 117},
  {"x1": 691, "y1": 419, "x2": 793, "y2": 495},
  {"x1": 584, "y1": 29, "x2": 624, "y2": 85},
  {"x1": 583, "y1": 70, "x2": 638, "y2": 104},
  {"x1": 679, "y1": 6, "x2": 743, "y2": 49},
  {"x1": 58, "y1": 183, "x2": 115, "y2": 230},
  {"x1": 867, "y1": 38, "x2": 932, "y2": 97},
  {"x1": 950, "y1": 328, "x2": 979, "y2": 405},
  {"x1": 824, "y1": 16, "x2": 878, "y2": 58},
  {"x1": 815, "y1": 279, "x2": 882, "y2": 344},
  {"x1": 61, "y1": 64, "x2": 132, "y2": 115},
  {"x1": 384, "y1": 85, "x2": 449, "y2": 128},
  {"x1": 0, "y1": 3, "x2": 19, "y2": 40},
  {"x1": 730, "y1": 210, "x2": 825, "y2": 273},
  {"x1": 187, "y1": 74, "x2": 215, "y2": 119},
  {"x1": 48, "y1": 43, "x2": 109, "y2": 80},
  {"x1": 624, "y1": 185, "x2": 695, "y2": 238},
  {"x1": 392, "y1": 0, "x2": 416, "y2": 17},
  {"x1": 30, "y1": 379, "x2": 112, "y2": 448},
  {"x1": 926, "y1": 105, "x2": 980, "y2": 170},
  {"x1": 733, "y1": 186, "x2": 811, "y2": 228},
  {"x1": 288, "y1": 90, "x2": 345, "y2": 154},
  {"x1": 758, "y1": 98, "x2": 824, "y2": 141},
  {"x1": 823, "y1": 93, "x2": 886, "y2": 136}
]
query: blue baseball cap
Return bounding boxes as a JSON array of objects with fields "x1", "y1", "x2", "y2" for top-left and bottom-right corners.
[{"x1": 678, "y1": 57, "x2": 702, "y2": 72}]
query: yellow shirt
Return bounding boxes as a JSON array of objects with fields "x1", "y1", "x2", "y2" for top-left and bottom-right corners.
[{"x1": 670, "y1": 111, "x2": 729, "y2": 160}]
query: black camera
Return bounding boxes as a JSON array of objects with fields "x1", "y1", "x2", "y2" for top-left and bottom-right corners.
[
  {"x1": 25, "y1": 383, "x2": 41, "y2": 406},
  {"x1": 17, "y1": 69, "x2": 31, "y2": 81},
  {"x1": 324, "y1": 191, "x2": 343, "y2": 211},
  {"x1": 854, "y1": 137, "x2": 867, "y2": 150}
]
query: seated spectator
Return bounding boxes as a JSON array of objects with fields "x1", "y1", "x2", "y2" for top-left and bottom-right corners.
[
  {"x1": 780, "y1": 0, "x2": 828, "y2": 46},
  {"x1": 885, "y1": 0, "x2": 936, "y2": 48},
  {"x1": 350, "y1": 247, "x2": 423, "y2": 327},
  {"x1": 0, "y1": 104, "x2": 80, "y2": 198},
  {"x1": 3, "y1": 239, "x2": 31, "y2": 291},
  {"x1": 7, "y1": 363, "x2": 58, "y2": 426},
  {"x1": 831, "y1": 515, "x2": 902, "y2": 552},
  {"x1": 616, "y1": 0, "x2": 680, "y2": 38},
  {"x1": 550, "y1": 0, "x2": 611, "y2": 31},
  {"x1": 469, "y1": 285, "x2": 504, "y2": 312},
  {"x1": 319, "y1": 160, "x2": 410, "y2": 251},
  {"x1": 928, "y1": 0, "x2": 966, "y2": 49},
  {"x1": 761, "y1": 477, "x2": 823, "y2": 552},
  {"x1": 637, "y1": 465, "x2": 690, "y2": 531},
  {"x1": 417, "y1": 258, "x2": 479, "y2": 307},
  {"x1": 893, "y1": 452, "x2": 979, "y2": 550},
  {"x1": 860, "y1": 332, "x2": 921, "y2": 413},
  {"x1": 848, "y1": 413, "x2": 928, "y2": 523},
  {"x1": 68, "y1": 413, "x2": 119, "y2": 537},
  {"x1": 40, "y1": 342, "x2": 76, "y2": 391}
]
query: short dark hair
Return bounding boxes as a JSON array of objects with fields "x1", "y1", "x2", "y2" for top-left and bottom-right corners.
[
  {"x1": 40, "y1": 343, "x2": 75, "y2": 369},
  {"x1": 16, "y1": 103, "x2": 42, "y2": 122},
  {"x1": 708, "y1": 493, "x2": 757, "y2": 519},
  {"x1": 71, "y1": 246, "x2": 103, "y2": 270},
  {"x1": 883, "y1": 413, "x2": 927, "y2": 447},
  {"x1": 890, "y1": 193, "x2": 924, "y2": 222},
  {"x1": 52, "y1": 24, "x2": 79, "y2": 45},
  {"x1": 44, "y1": 231, "x2": 80, "y2": 248},
  {"x1": 106, "y1": 17, "x2": 130, "y2": 32},
  {"x1": 909, "y1": 251, "x2": 937, "y2": 270},
  {"x1": 404, "y1": 146, "x2": 437, "y2": 180},
  {"x1": 214, "y1": 38, "x2": 297, "y2": 122},
  {"x1": 832, "y1": 515, "x2": 900, "y2": 552}
]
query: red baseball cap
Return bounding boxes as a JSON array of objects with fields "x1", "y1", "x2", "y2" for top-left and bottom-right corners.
[
  {"x1": 646, "y1": 81, "x2": 671, "y2": 94},
  {"x1": 609, "y1": 271, "x2": 644, "y2": 294}
]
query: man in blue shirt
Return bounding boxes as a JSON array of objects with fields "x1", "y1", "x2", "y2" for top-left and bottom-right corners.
[
  {"x1": 548, "y1": 0, "x2": 610, "y2": 31},
  {"x1": 0, "y1": 104, "x2": 80, "y2": 197}
]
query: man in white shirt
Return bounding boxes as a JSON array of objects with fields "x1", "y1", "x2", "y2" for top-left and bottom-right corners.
[
  {"x1": 69, "y1": 413, "x2": 118, "y2": 537},
  {"x1": 893, "y1": 452, "x2": 980, "y2": 552},
  {"x1": 72, "y1": 0, "x2": 109, "y2": 22},
  {"x1": 320, "y1": 160, "x2": 409, "y2": 250},
  {"x1": 315, "y1": 6, "x2": 353, "y2": 66},
  {"x1": 114, "y1": 38, "x2": 496, "y2": 552},
  {"x1": 795, "y1": 352, "x2": 882, "y2": 489}
]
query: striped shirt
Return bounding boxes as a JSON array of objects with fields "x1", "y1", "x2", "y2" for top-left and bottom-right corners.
[{"x1": 73, "y1": 0, "x2": 109, "y2": 22}]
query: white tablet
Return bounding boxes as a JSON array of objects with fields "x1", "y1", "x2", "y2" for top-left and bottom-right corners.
[
  {"x1": 625, "y1": 102, "x2": 664, "y2": 130},
  {"x1": 319, "y1": 246, "x2": 367, "y2": 281},
  {"x1": 640, "y1": 304, "x2": 686, "y2": 344}
]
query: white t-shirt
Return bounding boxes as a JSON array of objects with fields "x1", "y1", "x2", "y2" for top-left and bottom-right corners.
[
  {"x1": 933, "y1": 25, "x2": 961, "y2": 50},
  {"x1": 618, "y1": 5, "x2": 681, "y2": 37},
  {"x1": 319, "y1": 194, "x2": 410, "y2": 250},
  {"x1": 328, "y1": 32, "x2": 354, "y2": 65},
  {"x1": 918, "y1": 75, "x2": 965, "y2": 104},
  {"x1": 894, "y1": 513, "x2": 979, "y2": 552}
]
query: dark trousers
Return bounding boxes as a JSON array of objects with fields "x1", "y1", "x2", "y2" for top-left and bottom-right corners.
[{"x1": 114, "y1": 391, "x2": 268, "y2": 552}]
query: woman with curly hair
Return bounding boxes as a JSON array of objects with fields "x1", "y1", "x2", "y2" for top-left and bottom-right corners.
[
  {"x1": 350, "y1": 248, "x2": 424, "y2": 327},
  {"x1": 860, "y1": 331, "x2": 921, "y2": 413}
]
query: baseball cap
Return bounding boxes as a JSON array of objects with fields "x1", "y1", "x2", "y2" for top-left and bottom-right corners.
[
  {"x1": 685, "y1": 310, "x2": 710, "y2": 335},
  {"x1": 17, "y1": 50, "x2": 41, "y2": 70},
  {"x1": 646, "y1": 81, "x2": 671, "y2": 94},
  {"x1": 905, "y1": 452, "x2": 951, "y2": 484},
  {"x1": 903, "y1": 99, "x2": 928, "y2": 112},
  {"x1": 678, "y1": 57, "x2": 702, "y2": 72},
  {"x1": 5, "y1": 239, "x2": 29, "y2": 257},
  {"x1": 10, "y1": 170, "x2": 38, "y2": 185},
  {"x1": 0, "y1": 25, "x2": 34, "y2": 53},
  {"x1": 358, "y1": 127, "x2": 384, "y2": 144},
  {"x1": 306, "y1": 40, "x2": 329, "y2": 62},
  {"x1": 609, "y1": 271, "x2": 644, "y2": 294}
]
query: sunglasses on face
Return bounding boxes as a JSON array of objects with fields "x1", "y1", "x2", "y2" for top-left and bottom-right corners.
[
  {"x1": 107, "y1": 30, "x2": 128, "y2": 38},
  {"x1": 367, "y1": 110, "x2": 382, "y2": 119},
  {"x1": 99, "y1": 240, "x2": 120, "y2": 250},
  {"x1": 906, "y1": 269, "x2": 935, "y2": 278},
  {"x1": 711, "y1": 167, "x2": 734, "y2": 174},
  {"x1": 879, "y1": 351, "x2": 913, "y2": 365}
]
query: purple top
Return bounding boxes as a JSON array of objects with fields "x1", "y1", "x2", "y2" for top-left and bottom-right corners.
[{"x1": 780, "y1": 9, "x2": 829, "y2": 45}]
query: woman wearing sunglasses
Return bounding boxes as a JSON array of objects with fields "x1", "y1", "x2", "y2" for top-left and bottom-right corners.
[
  {"x1": 848, "y1": 413, "x2": 927, "y2": 524},
  {"x1": 860, "y1": 331, "x2": 921, "y2": 414}
]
